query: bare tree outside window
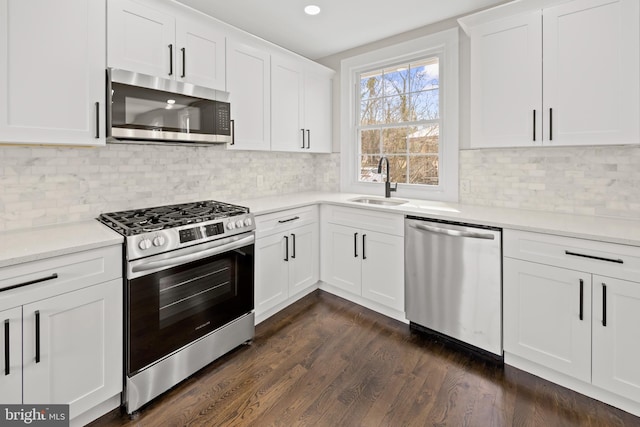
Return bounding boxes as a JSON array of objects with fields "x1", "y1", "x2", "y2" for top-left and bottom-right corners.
[{"x1": 358, "y1": 57, "x2": 440, "y2": 186}]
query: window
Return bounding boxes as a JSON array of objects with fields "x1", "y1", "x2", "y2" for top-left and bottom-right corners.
[
  {"x1": 340, "y1": 28, "x2": 459, "y2": 201},
  {"x1": 359, "y1": 58, "x2": 440, "y2": 185}
]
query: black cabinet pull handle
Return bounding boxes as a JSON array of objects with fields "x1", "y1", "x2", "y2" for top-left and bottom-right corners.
[
  {"x1": 168, "y1": 44, "x2": 173, "y2": 76},
  {"x1": 549, "y1": 108, "x2": 553, "y2": 141},
  {"x1": 300, "y1": 129, "x2": 305, "y2": 149},
  {"x1": 230, "y1": 119, "x2": 235, "y2": 145},
  {"x1": 565, "y1": 250, "x2": 623, "y2": 264},
  {"x1": 4, "y1": 320, "x2": 9, "y2": 376},
  {"x1": 532, "y1": 110, "x2": 536, "y2": 141},
  {"x1": 95, "y1": 102, "x2": 100, "y2": 139},
  {"x1": 181, "y1": 47, "x2": 186, "y2": 78},
  {"x1": 291, "y1": 234, "x2": 296, "y2": 259},
  {"x1": 284, "y1": 235, "x2": 289, "y2": 261},
  {"x1": 354, "y1": 232, "x2": 358, "y2": 258},
  {"x1": 602, "y1": 283, "x2": 607, "y2": 327},
  {"x1": 35, "y1": 311, "x2": 40, "y2": 364},
  {"x1": 306, "y1": 129, "x2": 311, "y2": 149},
  {"x1": 362, "y1": 234, "x2": 367, "y2": 260},
  {"x1": 579, "y1": 279, "x2": 584, "y2": 321},
  {"x1": 278, "y1": 216, "x2": 300, "y2": 224},
  {"x1": 1, "y1": 273, "x2": 58, "y2": 294}
]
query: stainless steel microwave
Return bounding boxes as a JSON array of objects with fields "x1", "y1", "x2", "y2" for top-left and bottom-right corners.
[{"x1": 106, "y1": 69, "x2": 231, "y2": 145}]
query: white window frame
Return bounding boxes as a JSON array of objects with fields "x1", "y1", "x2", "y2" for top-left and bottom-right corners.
[{"x1": 340, "y1": 28, "x2": 459, "y2": 201}]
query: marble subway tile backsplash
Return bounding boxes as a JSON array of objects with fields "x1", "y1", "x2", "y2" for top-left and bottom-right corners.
[
  {"x1": 0, "y1": 144, "x2": 340, "y2": 231},
  {"x1": 459, "y1": 145, "x2": 640, "y2": 219}
]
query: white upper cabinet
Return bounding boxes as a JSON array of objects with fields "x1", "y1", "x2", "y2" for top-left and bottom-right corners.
[
  {"x1": 227, "y1": 39, "x2": 271, "y2": 151},
  {"x1": 271, "y1": 54, "x2": 333, "y2": 153},
  {"x1": 468, "y1": 12, "x2": 542, "y2": 147},
  {"x1": 108, "y1": 0, "x2": 226, "y2": 91},
  {"x1": 463, "y1": 0, "x2": 639, "y2": 148},
  {"x1": 0, "y1": 0, "x2": 106, "y2": 146}
]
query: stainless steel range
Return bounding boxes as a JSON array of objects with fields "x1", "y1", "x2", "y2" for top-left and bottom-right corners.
[{"x1": 98, "y1": 200, "x2": 255, "y2": 414}]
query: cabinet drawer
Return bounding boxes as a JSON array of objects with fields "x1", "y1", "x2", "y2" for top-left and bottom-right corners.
[
  {"x1": 504, "y1": 229, "x2": 640, "y2": 282},
  {"x1": 0, "y1": 245, "x2": 122, "y2": 310},
  {"x1": 321, "y1": 205, "x2": 404, "y2": 236},
  {"x1": 255, "y1": 205, "x2": 318, "y2": 238}
]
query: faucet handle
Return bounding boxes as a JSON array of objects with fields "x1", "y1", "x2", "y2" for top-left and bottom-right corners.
[{"x1": 390, "y1": 182, "x2": 398, "y2": 192}]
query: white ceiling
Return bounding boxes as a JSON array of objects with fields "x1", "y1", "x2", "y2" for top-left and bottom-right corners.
[{"x1": 176, "y1": 0, "x2": 508, "y2": 60}]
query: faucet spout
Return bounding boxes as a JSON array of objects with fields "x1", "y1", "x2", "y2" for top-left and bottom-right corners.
[{"x1": 377, "y1": 156, "x2": 397, "y2": 198}]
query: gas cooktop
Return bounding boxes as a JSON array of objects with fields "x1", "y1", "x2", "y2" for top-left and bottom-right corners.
[{"x1": 98, "y1": 200, "x2": 250, "y2": 236}]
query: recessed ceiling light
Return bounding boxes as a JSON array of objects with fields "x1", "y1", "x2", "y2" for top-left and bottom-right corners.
[{"x1": 304, "y1": 5, "x2": 321, "y2": 15}]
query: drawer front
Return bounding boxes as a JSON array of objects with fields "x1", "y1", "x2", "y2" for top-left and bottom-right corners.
[
  {"x1": 255, "y1": 205, "x2": 318, "y2": 239},
  {"x1": 321, "y1": 205, "x2": 404, "y2": 236},
  {"x1": 504, "y1": 229, "x2": 640, "y2": 282},
  {"x1": 0, "y1": 245, "x2": 122, "y2": 310}
]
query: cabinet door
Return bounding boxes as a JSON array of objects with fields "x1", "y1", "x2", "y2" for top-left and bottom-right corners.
[
  {"x1": 361, "y1": 231, "x2": 404, "y2": 311},
  {"x1": 255, "y1": 233, "x2": 289, "y2": 316},
  {"x1": 592, "y1": 275, "x2": 640, "y2": 401},
  {"x1": 289, "y1": 224, "x2": 319, "y2": 296},
  {"x1": 0, "y1": 0, "x2": 105, "y2": 146},
  {"x1": 107, "y1": 0, "x2": 175, "y2": 78},
  {"x1": 304, "y1": 69, "x2": 332, "y2": 153},
  {"x1": 543, "y1": 0, "x2": 639, "y2": 145},
  {"x1": 321, "y1": 223, "x2": 361, "y2": 296},
  {"x1": 176, "y1": 16, "x2": 225, "y2": 90},
  {"x1": 271, "y1": 55, "x2": 304, "y2": 152},
  {"x1": 503, "y1": 259, "x2": 591, "y2": 382},
  {"x1": 0, "y1": 306, "x2": 21, "y2": 404},
  {"x1": 469, "y1": 11, "x2": 542, "y2": 148},
  {"x1": 22, "y1": 280, "x2": 122, "y2": 419},
  {"x1": 227, "y1": 39, "x2": 271, "y2": 151}
]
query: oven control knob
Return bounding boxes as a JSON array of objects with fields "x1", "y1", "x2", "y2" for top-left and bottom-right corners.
[
  {"x1": 244, "y1": 218, "x2": 253, "y2": 227},
  {"x1": 235, "y1": 220, "x2": 244, "y2": 228},
  {"x1": 227, "y1": 221, "x2": 235, "y2": 230},
  {"x1": 138, "y1": 238, "x2": 152, "y2": 250},
  {"x1": 153, "y1": 236, "x2": 166, "y2": 247}
]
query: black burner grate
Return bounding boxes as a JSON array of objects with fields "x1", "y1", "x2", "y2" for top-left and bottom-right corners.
[{"x1": 98, "y1": 200, "x2": 249, "y2": 236}]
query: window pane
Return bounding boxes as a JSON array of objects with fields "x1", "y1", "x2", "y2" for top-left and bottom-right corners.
[
  {"x1": 388, "y1": 155, "x2": 407, "y2": 183},
  {"x1": 360, "y1": 155, "x2": 381, "y2": 182},
  {"x1": 383, "y1": 66, "x2": 408, "y2": 97},
  {"x1": 382, "y1": 127, "x2": 407, "y2": 154},
  {"x1": 412, "y1": 89, "x2": 439, "y2": 120},
  {"x1": 361, "y1": 129, "x2": 380, "y2": 154},
  {"x1": 361, "y1": 99, "x2": 383, "y2": 125},
  {"x1": 409, "y1": 156, "x2": 439, "y2": 185},
  {"x1": 408, "y1": 124, "x2": 439, "y2": 154},
  {"x1": 360, "y1": 71, "x2": 382, "y2": 100},
  {"x1": 410, "y1": 58, "x2": 439, "y2": 92}
]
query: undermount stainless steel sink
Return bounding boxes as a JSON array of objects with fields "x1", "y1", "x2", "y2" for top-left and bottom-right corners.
[{"x1": 348, "y1": 197, "x2": 408, "y2": 206}]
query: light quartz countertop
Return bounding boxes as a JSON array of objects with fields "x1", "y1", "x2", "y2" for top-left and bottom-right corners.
[
  {"x1": 233, "y1": 191, "x2": 640, "y2": 248},
  {"x1": 0, "y1": 220, "x2": 123, "y2": 268},
  {"x1": 2, "y1": 191, "x2": 639, "y2": 269}
]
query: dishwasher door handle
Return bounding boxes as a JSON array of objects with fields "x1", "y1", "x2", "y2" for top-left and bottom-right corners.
[{"x1": 412, "y1": 223, "x2": 495, "y2": 240}]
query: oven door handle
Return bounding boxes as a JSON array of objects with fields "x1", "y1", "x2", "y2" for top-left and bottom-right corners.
[{"x1": 130, "y1": 234, "x2": 254, "y2": 276}]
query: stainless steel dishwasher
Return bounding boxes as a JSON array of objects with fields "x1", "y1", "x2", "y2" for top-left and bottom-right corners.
[{"x1": 405, "y1": 216, "x2": 502, "y2": 359}]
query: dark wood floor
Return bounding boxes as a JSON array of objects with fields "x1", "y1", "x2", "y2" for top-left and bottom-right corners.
[{"x1": 90, "y1": 290, "x2": 640, "y2": 427}]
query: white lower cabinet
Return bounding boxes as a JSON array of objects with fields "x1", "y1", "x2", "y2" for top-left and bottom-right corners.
[
  {"x1": 0, "y1": 306, "x2": 22, "y2": 403},
  {"x1": 503, "y1": 229, "x2": 640, "y2": 414},
  {"x1": 0, "y1": 245, "x2": 123, "y2": 424},
  {"x1": 321, "y1": 206, "x2": 404, "y2": 316},
  {"x1": 254, "y1": 207, "x2": 319, "y2": 322},
  {"x1": 592, "y1": 275, "x2": 640, "y2": 402},
  {"x1": 22, "y1": 280, "x2": 122, "y2": 418},
  {"x1": 504, "y1": 259, "x2": 592, "y2": 382}
]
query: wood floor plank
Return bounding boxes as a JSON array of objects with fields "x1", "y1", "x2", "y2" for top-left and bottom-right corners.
[{"x1": 89, "y1": 290, "x2": 640, "y2": 427}]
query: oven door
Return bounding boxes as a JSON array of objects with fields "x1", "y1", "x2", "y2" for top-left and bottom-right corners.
[{"x1": 126, "y1": 234, "x2": 254, "y2": 375}]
